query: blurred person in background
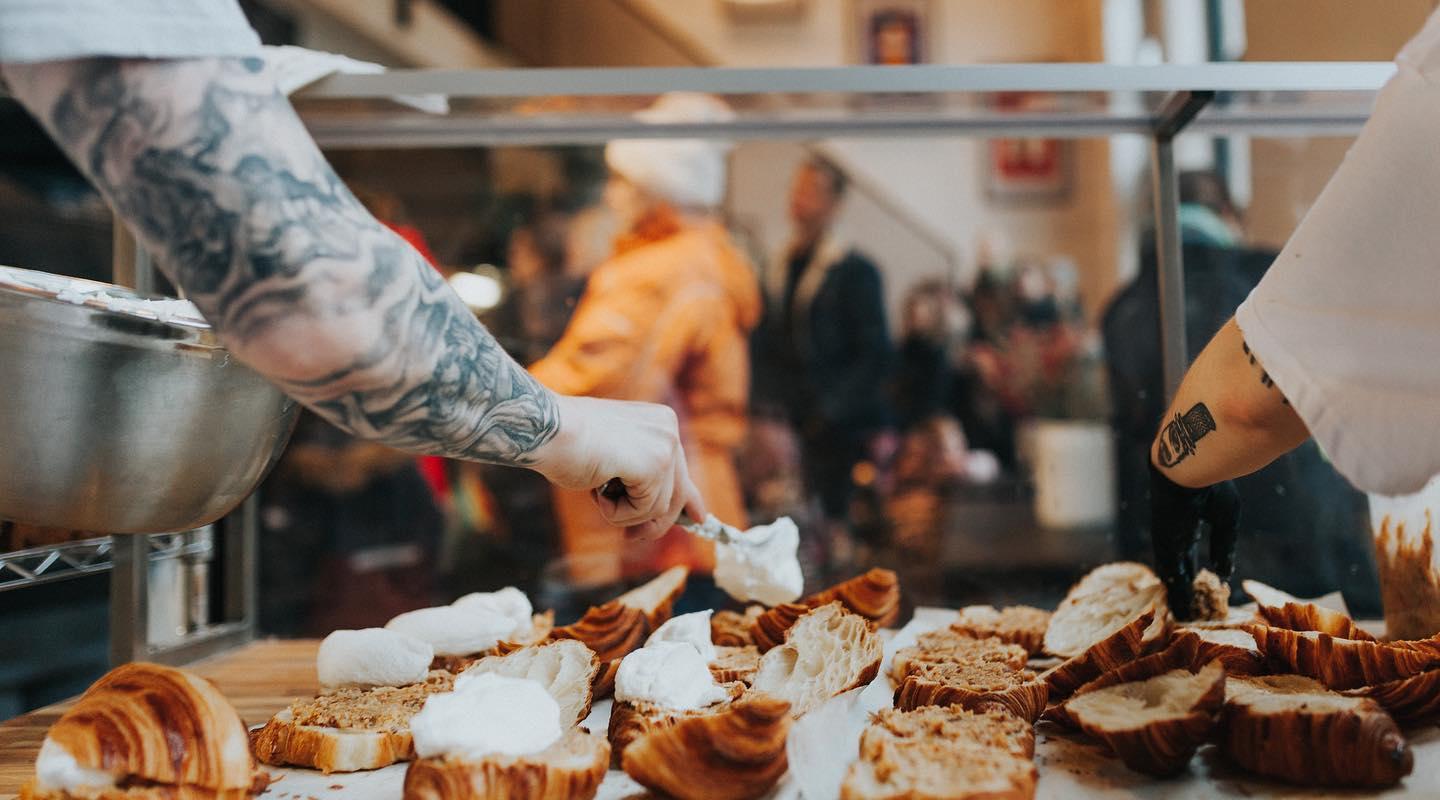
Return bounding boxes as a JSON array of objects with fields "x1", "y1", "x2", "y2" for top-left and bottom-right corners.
[
  {"x1": 751, "y1": 156, "x2": 894, "y2": 564},
  {"x1": 485, "y1": 202, "x2": 585, "y2": 367},
  {"x1": 530, "y1": 93, "x2": 761, "y2": 596},
  {"x1": 1102, "y1": 170, "x2": 1373, "y2": 609}
]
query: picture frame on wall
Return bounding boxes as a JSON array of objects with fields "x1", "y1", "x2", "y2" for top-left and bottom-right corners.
[
  {"x1": 853, "y1": 0, "x2": 930, "y2": 66},
  {"x1": 985, "y1": 91, "x2": 1072, "y2": 204}
]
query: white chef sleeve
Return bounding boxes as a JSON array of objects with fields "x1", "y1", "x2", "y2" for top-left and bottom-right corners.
[
  {"x1": 1235, "y1": 8, "x2": 1440, "y2": 497},
  {"x1": 0, "y1": 0, "x2": 259, "y2": 63}
]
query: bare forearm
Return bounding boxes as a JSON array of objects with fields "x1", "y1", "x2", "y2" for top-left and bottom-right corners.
[
  {"x1": 4, "y1": 57, "x2": 559, "y2": 466},
  {"x1": 1151, "y1": 318, "x2": 1309, "y2": 488}
]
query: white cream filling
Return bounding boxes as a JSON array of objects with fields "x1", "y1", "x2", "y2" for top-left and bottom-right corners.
[
  {"x1": 714, "y1": 516, "x2": 804, "y2": 605},
  {"x1": 645, "y1": 610, "x2": 717, "y2": 661},
  {"x1": 410, "y1": 674, "x2": 561, "y2": 759},
  {"x1": 615, "y1": 641, "x2": 728, "y2": 711},
  {"x1": 317, "y1": 628, "x2": 434, "y2": 690}
]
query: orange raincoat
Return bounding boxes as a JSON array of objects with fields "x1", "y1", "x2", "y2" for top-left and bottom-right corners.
[{"x1": 530, "y1": 208, "x2": 761, "y2": 585}]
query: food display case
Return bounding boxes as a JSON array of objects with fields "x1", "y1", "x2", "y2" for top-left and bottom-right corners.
[{"x1": 1, "y1": 62, "x2": 1416, "y2": 798}]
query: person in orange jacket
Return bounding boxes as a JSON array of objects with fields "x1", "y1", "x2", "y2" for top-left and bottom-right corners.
[{"x1": 531, "y1": 94, "x2": 762, "y2": 587}]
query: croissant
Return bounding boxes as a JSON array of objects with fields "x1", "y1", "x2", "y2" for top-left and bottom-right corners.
[
  {"x1": 1246, "y1": 624, "x2": 1440, "y2": 690},
  {"x1": 589, "y1": 658, "x2": 621, "y2": 701},
  {"x1": 711, "y1": 606, "x2": 763, "y2": 647},
  {"x1": 950, "y1": 605, "x2": 1050, "y2": 656},
  {"x1": 751, "y1": 603, "x2": 882, "y2": 718},
  {"x1": 1044, "y1": 562, "x2": 1168, "y2": 658},
  {"x1": 1222, "y1": 674, "x2": 1412, "y2": 788},
  {"x1": 1042, "y1": 608, "x2": 1166, "y2": 701},
  {"x1": 621, "y1": 693, "x2": 792, "y2": 800},
  {"x1": 612, "y1": 565, "x2": 689, "y2": 629},
  {"x1": 1256, "y1": 601, "x2": 1376, "y2": 642},
  {"x1": 1343, "y1": 669, "x2": 1440, "y2": 726},
  {"x1": 1062, "y1": 662, "x2": 1225, "y2": 777},
  {"x1": 890, "y1": 630, "x2": 1028, "y2": 685},
  {"x1": 893, "y1": 661, "x2": 1048, "y2": 724},
  {"x1": 607, "y1": 685, "x2": 746, "y2": 765},
  {"x1": 749, "y1": 603, "x2": 810, "y2": 653},
  {"x1": 806, "y1": 568, "x2": 902, "y2": 628},
  {"x1": 403, "y1": 728, "x2": 609, "y2": 800},
  {"x1": 22, "y1": 663, "x2": 264, "y2": 799},
  {"x1": 549, "y1": 602, "x2": 648, "y2": 664},
  {"x1": 1045, "y1": 631, "x2": 1201, "y2": 728},
  {"x1": 459, "y1": 640, "x2": 598, "y2": 727}
]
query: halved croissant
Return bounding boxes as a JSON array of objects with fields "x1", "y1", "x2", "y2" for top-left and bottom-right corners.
[
  {"x1": 807, "y1": 568, "x2": 902, "y2": 628},
  {"x1": 1044, "y1": 562, "x2": 1168, "y2": 658},
  {"x1": 1042, "y1": 608, "x2": 1166, "y2": 701},
  {"x1": 894, "y1": 661, "x2": 1048, "y2": 724},
  {"x1": 750, "y1": 603, "x2": 810, "y2": 653},
  {"x1": 1046, "y1": 631, "x2": 1202, "y2": 728},
  {"x1": 1343, "y1": 669, "x2": 1440, "y2": 726},
  {"x1": 1242, "y1": 579, "x2": 1375, "y2": 641},
  {"x1": 25, "y1": 663, "x2": 263, "y2": 797},
  {"x1": 752, "y1": 603, "x2": 883, "y2": 718},
  {"x1": 751, "y1": 570, "x2": 901, "y2": 652},
  {"x1": 951, "y1": 605, "x2": 1050, "y2": 656},
  {"x1": 458, "y1": 639, "x2": 598, "y2": 727},
  {"x1": 1246, "y1": 624, "x2": 1440, "y2": 690},
  {"x1": 403, "y1": 728, "x2": 609, "y2": 800},
  {"x1": 1222, "y1": 674, "x2": 1412, "y2": 788},
  {"x1": 550, "y1": 602, "x2": 648, "y2": 664},
  {"x1": 890, "y1": 630, "x2": 1028, "y2": 684},
  {"x1": 1062, "y1": 662, "x2": 1225, "y2": 777},
  {"x1": 614, "y1": 565, "x2": 689, "y2": 629},
  {"x1": 711, "y1": 606, "x2": 763, "y2": 647},
  {"x1": 621, "y1": 693, "x2": 792, "y2": 800}
]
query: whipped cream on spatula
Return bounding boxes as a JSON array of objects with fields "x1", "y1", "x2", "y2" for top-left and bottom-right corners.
[{"x1": 694, "y1": 515, "x2": 804, "y2": 605}]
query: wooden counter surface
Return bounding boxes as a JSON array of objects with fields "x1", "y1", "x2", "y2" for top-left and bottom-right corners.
[{"x1": 0, "y1": 639, "x2": 321, "y2": 799}]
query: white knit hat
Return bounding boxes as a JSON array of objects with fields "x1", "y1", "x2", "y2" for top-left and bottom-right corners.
[{"x1": 604, "y1": 93, "x2": 736, "y2": 209}]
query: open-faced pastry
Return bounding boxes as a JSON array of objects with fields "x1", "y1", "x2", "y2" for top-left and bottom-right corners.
[
  {"x1": 950, "y1": 605, "x2": 1051, "y2": 656},
  {"x1": 893, "y1": 660, "x2": 1047, "y2": 724},
  {"x1": 890, "y1": 629, "x2": 1028, "y2": 684},
  {"x1": 1061, "y1": 661, "x2": 1225, "y2": 777},
  {"x1": 751, "y1": 603, "x2": 882, "y2": 718},
  {"x1": 1043, "y1": 562, "x2": 1168, "y2": 658}
]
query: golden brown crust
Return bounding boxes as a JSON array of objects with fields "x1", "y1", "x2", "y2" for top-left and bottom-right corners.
[
  {"x1": 1041, "y1": 609, "x2": 1164, "y2": 701},
  {"x1": 840, "y1": 739, "x2": 1037, "y2": 800},
  {"x1": 1343, "y1": 669, "x2": 1440, "y2": 726},
  {"x1": 402, "y1": 728, "x2": 609, "y2": 800},
  {"x1": 750, "y1": 603, "x2": 810, "y2": 653},
  {"x1": 894, "y1": 662, "x2": 1048, "y2": 724},
  {"x1": 549, "y1": 602, "x2": 648, "y2": 664},
  {"x1": 589, "y1": 658, "x2": 620, "y2": 700},
  {"x1": 1044, "y1": 562, "x2": 1167, "y2": 658},
  {"x1": 1064, "y1": 663, "x2": 1226, "y2": 777},
  {"x1": 621, "y1": 693, "x2": 792, "y2": 800},
  {"x1": 711, "y1": 607, "x2": 763, "y2": 647},
  {"x1": 951, "y1": 606, "x2": 1050, "y2": 656},
  {"x1": 891, "y1": 631, "x2": 1029, "y2": 685},
  {"x1": 607, "y1": 684, "x2": 748, "y2": 766},
  {"x1": 860, "y1": 707, "x2": 1035, "y2": 760},
  {"x1": 41, "y1": 663, "x2": 260, "y2": 793},
  {"x1": 19, "y1": 783, "x2": 266, "y2": 800},
  {"x1": 1221, "y1": 676, "x2": 1412, "y2": 788},
  {"x1": 614, "y1": 565, "x2": 689, "y2": 630},
  {"x1": 1246, "y1": 624, "x2": 1440, "y2": 690},
  {"x1": 710, "y1": 646, "x2": 761, "y2": 685},
  {"x1": 1045, "y1": 632, "x2": 1202, "y2": 729},
  {"x1": 806, "y1": 568, "x2": 902, "y2": 628},
  {"x1": 248, "y1": 714, "x2": 413, "y2": 773},
  {"x1": 1255, "y1": 601, "x2": 1376, "y2": 642}
]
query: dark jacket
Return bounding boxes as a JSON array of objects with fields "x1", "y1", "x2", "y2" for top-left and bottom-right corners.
[
  {"x1": 1102, "y1": 240, "x2": 1376, "y2": 613},
  {"x1": 753, "y1": 244, "x2": 893, "y2": 435}
]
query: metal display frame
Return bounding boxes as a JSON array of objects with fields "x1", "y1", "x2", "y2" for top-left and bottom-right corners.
[{"x1": 1, "y1": 61, "x2": 1393, "y2": 666}]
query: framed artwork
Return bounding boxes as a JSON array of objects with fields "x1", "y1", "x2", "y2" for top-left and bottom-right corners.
[
  {"x1": 853, "y1": 0, "x2": 930, "y2": 66},
  {"x1": 985, "y1": 91, "x2": 1072, "y2": 204}
]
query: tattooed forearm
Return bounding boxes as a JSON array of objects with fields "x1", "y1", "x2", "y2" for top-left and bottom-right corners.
[
  {"x1": 1242, "y1": 340, "x2": 1290, "y2": 405},
  {"x1": 1156, "y1": 403, "x2": 1217, "y2": 468},
  {"x1": 6, "y1": 57, "x2": 558, "y2": 464}
]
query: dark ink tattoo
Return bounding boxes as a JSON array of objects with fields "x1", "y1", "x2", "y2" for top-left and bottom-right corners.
[
  {"x1": 1242, "y1": 340, "x2": 1289, "y2": 405},
  {"x1": 1157, "y1": 403, "x2": 1217, "y2": 468},
  {"x1": 34, "y1": 58, "x2": 559, "y2": 464}
]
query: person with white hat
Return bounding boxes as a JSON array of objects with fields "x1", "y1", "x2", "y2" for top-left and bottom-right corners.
[
  {"x1": 531, "y1": 93, "x2": 763, "y2": 587},
  {"x1": 0, "y1": 0, "x2": 705, "y2": 540},
  {"x1": 1150, "y1": 8, "x2": 1440, "y2": 618}
]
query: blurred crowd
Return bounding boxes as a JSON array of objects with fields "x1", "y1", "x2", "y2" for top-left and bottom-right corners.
[{"x1": 254, "y1": 97, "x2": 1113, "y2": 632}]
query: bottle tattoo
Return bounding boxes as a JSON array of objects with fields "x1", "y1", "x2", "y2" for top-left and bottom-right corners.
[{"x1": 1157, "y1": 403, "x2": 1217, "y2": 468}]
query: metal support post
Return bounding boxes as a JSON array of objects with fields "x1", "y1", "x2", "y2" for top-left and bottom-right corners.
[{"x1": 1150, "y1": 90, "x2": 1214, "y2": 401}]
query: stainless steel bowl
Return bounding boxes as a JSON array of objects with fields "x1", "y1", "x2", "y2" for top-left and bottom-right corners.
[{"x1": 0, "y1": 266, "x2": 298, "y2": 533}]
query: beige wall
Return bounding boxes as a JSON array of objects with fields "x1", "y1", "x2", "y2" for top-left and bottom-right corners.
[
  {"x1": 496, "y1": 0, "x2": 1120, "y2": 322},
  {"x1": 1243, "y1": 0, "x2": 1437, "y2": 248}
]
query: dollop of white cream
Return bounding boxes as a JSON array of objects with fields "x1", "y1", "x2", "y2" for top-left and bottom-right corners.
[
  {"x1": 35, "y1": 739, "x2": 115, "y2": 792},
  {"x1": 317, "y1": 628, "x2": 434, "y2": 690},
  {"x1": 714, "y1": 516, "x2": 804, "y2": 605},
  {"x1": 646, "y1": 610, "x2": 717, "y2": 661},
  {"x1": 411, "y1": 674, "x2": 561, "y2": 759},
  {"x1": 385, "y1": 586, "x2": 534, "y2": 656},
  {"x1": 615, "y1": 641, "x2": 728, "y2": 711},
  {"x1": 452, "y1": 586, "x2": 534, "y2": 638}
]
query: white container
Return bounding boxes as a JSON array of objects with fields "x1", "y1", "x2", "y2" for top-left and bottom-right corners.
[
  {"x1": 1369, "y1": 477, "x2": 1440, "y2": 640},
  {"x1": 1029, "y1": 420, "x2": 1116, "y2": 530}
]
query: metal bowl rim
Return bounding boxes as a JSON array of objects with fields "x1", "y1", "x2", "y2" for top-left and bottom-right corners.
[{"x1": 0, "y1": 265, "x2": 213, "y2": 333}]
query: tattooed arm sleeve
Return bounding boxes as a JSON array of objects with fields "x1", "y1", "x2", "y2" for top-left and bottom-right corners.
[
  {"x1": 1150, "y1": 318, "x2": 1309, "y2": 488},
  {"x1": 3, "y1": 57, "x2": 561, "y2": 466}
]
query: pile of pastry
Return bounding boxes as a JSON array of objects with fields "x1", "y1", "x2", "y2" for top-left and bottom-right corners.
[{"x1": 1035, "y1": 564, "x2": 1430, "y2": 791}]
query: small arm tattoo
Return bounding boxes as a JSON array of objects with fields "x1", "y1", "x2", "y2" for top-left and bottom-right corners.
[
  {"x1": 1242, "y1": 340, "x2": 1290, "y2": 405},
  {"x1": 1156, "y1": 403, "x2": 1217, "y2": 468},
  {"x1": 21, "y1": 58, "x2": 559, "y2": 465}
]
